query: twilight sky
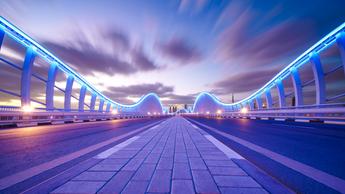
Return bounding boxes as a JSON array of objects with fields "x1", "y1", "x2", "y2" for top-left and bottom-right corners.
[{"x1": 1, "y1": 0, "x2": 345, "y2": 106}]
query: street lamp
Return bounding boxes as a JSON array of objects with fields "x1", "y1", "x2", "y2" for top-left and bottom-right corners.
[
  {"x1": 240, "y1": 107, "x2": 248, "y2": 114},
  {"x1": 22, "y1": 105, "x2": 33, "y2": 113}
]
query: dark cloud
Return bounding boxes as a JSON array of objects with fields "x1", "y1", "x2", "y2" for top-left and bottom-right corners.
[
  {"x1": 211, "y1": 68, "x2": 281, "y2": 95},
  {"x1": 42, "y1": 29, "x2": 160, "y2": 76},
  {"x1": 217, "y1": 15, "x2": 314, "y2": 68},
  {"x1": 162, "y1": 93, "x2": 196, "y2": 105},
  {"x1": 157, "y1": 38, "x2": 202, "y2": 65}
]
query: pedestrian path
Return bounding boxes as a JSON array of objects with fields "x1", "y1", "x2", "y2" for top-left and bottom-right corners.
[{"x1": 50, "y1": 116, "x2": 277, "y2": 194}]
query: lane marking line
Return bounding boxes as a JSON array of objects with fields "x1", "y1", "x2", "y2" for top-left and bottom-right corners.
[
  {"x1": 191, "y1": 119, "x2": 345, "y2": 193},
  {"x1": 94, "y1": 136, "x2": 140, "y2": 159},
  {"x1": 0, "y1": 121, "x2": 161, "y2": 190},
  {"x1": 204, "y1": 135, "x2": 243, "y2": 159}
]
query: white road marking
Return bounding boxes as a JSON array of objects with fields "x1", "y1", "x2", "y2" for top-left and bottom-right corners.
[
  {"x1": 204, "y1": 135, "x2": 243, "y2": 159},
  {"x1": 0, "y1": 121, "x2": 161, "y2": 190},
  {"x1": 192, "y1": 120, "x2": 345, "y2": 193},
  {"x1": 94, "y1": 136, "x2": 140, "y2": 159}
]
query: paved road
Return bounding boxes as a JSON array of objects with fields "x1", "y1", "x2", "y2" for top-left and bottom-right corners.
[
  {"x1": 185, "y1": 116, "x2": 345, "y2": 194},
  {"x1": 0, "y1": 117, "x2": 165, "y2": 179}
]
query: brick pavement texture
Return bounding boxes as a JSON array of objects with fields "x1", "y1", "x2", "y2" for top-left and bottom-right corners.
[{"x1": 51, "y1": 116, "x2": 268, "y2": 194}]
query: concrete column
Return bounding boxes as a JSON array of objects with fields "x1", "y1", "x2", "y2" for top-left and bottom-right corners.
[
  {"x1": 276, "y1": 80, "x2": 286, "y2": 108},
  {"x1": 265, "y1": 89, "x2": 273, "y2": 109},
  {"x1": 78, "y1": 85, "x2": 87, "y2": 112},
  {"x1": 105, "y1": 102, "x2": 111, "y2": 112},
  {"x1": 90, "y1": 93, "x2": 97, "y2": 111},
  {"x1": 64, "y1": 75, "x2": 74, "y2": 111},
  {"x1": 337, "y1": 32, "x2": 345, "y2": 79},
  {"x1": 0, "y1": 28, "x2": 4, "y2": 51},
  {"x1": 46, "y1": 62, "x2": 58, "y2": 111},
  {"x1": 310, "y1": 53, "x2": 326, "y2": 105},
  {"x1": 99, "y1": 99, "x2": 104, "y2": 112},
  {"x1": 249, "y1": 100, "x2": 254, "y2": 110},
  {"x1": 291, "y1": 68, "x2": 303, "y2": 107},
  {"x1": 256, "y1": 97, "x2": 263, "y2": 109},
  {"x1": 21, "y1": 47, "x2": 36, "y2": 107}
]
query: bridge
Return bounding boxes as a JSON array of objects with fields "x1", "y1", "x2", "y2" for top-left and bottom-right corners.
[{"x1": 0, "y1": 16, "x2": 345, "y2": 194}]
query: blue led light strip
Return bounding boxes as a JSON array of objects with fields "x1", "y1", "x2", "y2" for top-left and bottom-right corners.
[
  {"x1": 0, "y1": 16, "x2": 163, "y2": 110},
  {"x1": 193, "y1": 22, "x2": 345, "y2": 110}
]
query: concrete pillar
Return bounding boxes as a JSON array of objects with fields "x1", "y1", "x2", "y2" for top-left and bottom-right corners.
[
  {"x1": 90, "y1": 93, "x2": 97, "y2": 111},
  {"x1": 21, "y1": 47, "x2": 36, "y2": 107},
  {"x1": 256, "y1": 97, "x2": 263, "y2": 109},
  {"x1": 78, "y1": 85, "x2": 87, "y2": 112},
  {"x1": 64, "y1": 75, "x2": 74, "y2": 111},
  {"x1": 99, "y1": 99, "x2": 104, "y2": 112},
  {"x1": 46, "y1": 62, "x2": 58, "y2": 111},
  {"x1": 337, "y1": 32, "x2": 345, "y2": 80},
  {"x1": 265, "y1": 89, "x2": 273, "y2": 109},
  {"x1": 276, "y1": 80, "x2": 286, "y2": 108},
  {"x1": 291, "y1": 68, "x2": 303, "y2": 107},
  {"x1": 105, "y1": 102, "x2": 111, "y2": 112},
  {"x1": 310, "y1": 53, "x2": 326, "y2": 105},
  {"x1": 0, "y1": 28, "x2": 4, "y2": 51}
]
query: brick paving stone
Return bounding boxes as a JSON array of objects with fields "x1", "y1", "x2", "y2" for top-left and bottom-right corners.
[
  {"x1": 192, "y1": 170, "x2": 220, "y2": 193},
  {"x1": 219, "y1": 187, "x2": 269, "y2": 194},
  {"x1": 98, "y1": 170, "x2": 135, "y2": 193},
  {"x1": 189, "y1": 157, "x2": 207, "y2": 170},
  {"x1": 204, "y1": 159, "x2": 238, "y2": 167},
  {"x1": 156, "y1": 157, "x2": 174, "y2": 170},
  {"x1": 132, "y1": 164, "x2": 156, "y2": 181},
  {"x1": 122, "y1": 158, "x2": 144, "y2": 171},
  {"x1": 174, "y1": 153, "x2": 188, "y2": 163},
  {"x1": 88, "y1": 163, "x2": 123, "y2": 171},
  {"x1": 209, "y1": 166, "x2": 247, "y2": 176},
  {"x1": 147, "y1": 170, "x2": 172, "y2": 193},
  {"x1": 121, "y1": 180, "x2": 149, "y2": 194},
  {"x1": 144, "y1": 153, "x2": 161, "y2": 164},
  {"x1": 171, "y1": 180, "x2": 195, "y2": 194},
  {"x1": 51, "y1": 181, "x2": 105, "y2": 194},
  {"x1": 214, "y1": 175, "x2": 261, "y2": 187},
  {"x1": 173, "y1": 163, "x2": 192, "y2": 179},
  {"x1": 72, "y1": 171, "x2": 115, "y2": 181},
  {"x1": 98, "y1": 158, "x2": 128, "y2": 165}
]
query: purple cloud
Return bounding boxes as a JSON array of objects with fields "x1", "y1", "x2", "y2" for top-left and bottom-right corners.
[{"x1": 157, "y1": 38, "x2": 202, "y2": 65}]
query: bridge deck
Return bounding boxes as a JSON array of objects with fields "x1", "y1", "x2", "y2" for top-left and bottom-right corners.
[{"x1": 47, "y1": 116, "x2": 287, "y2": 194}]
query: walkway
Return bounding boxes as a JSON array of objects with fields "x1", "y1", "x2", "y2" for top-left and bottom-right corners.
[{"x1": 49, "y1": 116, "x2": 285, "y2": 194}]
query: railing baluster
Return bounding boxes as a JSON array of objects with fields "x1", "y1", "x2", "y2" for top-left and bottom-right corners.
[
  {"x1": 105, "y1": 102, "x2": 111, "y2": 112},
  {"x1": 256, "y1": 97, "x2": 263, "y2": 109},
  {"x1": 0, "y1": 28, "x2": 4, "y2": 51},
  {"x1": 337, "y1": 32, "x2": 345, "y2": 77},
  {"x1": 265, "y1": 89, "x2": 273, "y2": 109}
]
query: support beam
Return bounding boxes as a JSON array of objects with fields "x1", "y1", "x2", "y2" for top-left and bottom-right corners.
[
  {"x1": 276, "y1": 80, "x2": 286, "y2": 108},
  {"x1": 64, "y1": 76, "x2": 74, "y2": 112},
  {"x1": 46, "y1": 62, "x2": 58, "y2": 111},
  {"x1": 0, "y1": 28, "x2": 5, "y2": 51},
  {"x1": 105, "y1": 102, "x2": 111, "y2": 112},
  {"x1": 78, "y1": 85, "x2": 87, "y2": 112},
  {"x1": 90, "y1": 93, "x2": 97, "y2": 111},
  {"x1": 337, "y1": 32, "x2": 345, "y2": 77},
  {"x1": 21, "y1": 47, "x2": 36, "y2": 107},
  {"x1": 265, "y1": 90, "x2": 273, "y2": 109},
  {"x1": 99, "y1": 99, "x2": 104, "y2": 112},
  {"x1": 291, "y1": 68, "x2": 303, "y2": 107},
  {"x1": 249, "y1": 100, "x2": 254, "y2": 110},
  {"x1": 256, "y1": 97, "x2": 263, "y2": 109},
  {"x1": 310, "y1": 53, "x2": 326, "y2": 105}
]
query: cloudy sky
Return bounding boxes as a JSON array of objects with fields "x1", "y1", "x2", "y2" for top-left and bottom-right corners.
[{"x1": 0, "y1": 0, "x2": 344, "y2": 106}]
